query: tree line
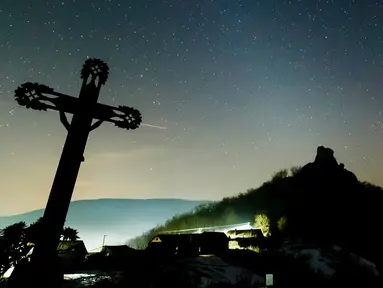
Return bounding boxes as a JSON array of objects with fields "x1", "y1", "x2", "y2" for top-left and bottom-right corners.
[
  {"x1": 129, "y1": 164, "x2": 383, "y2": 274},
  {"x1": 0, "y1": 217, "x2": 79, "y2": 276}
]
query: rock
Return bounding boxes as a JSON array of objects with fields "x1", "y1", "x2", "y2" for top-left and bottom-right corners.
[
  {"x1": 298, "y1": 146, "x2": 358, "y2": 185},
  {"x1": 314, "y1": 146, "x2": 338, "y2": 168}
]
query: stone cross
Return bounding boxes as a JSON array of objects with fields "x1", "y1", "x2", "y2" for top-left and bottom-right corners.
[{"x1": 11, "y1": 58, "x2": 142, "y2": 284}]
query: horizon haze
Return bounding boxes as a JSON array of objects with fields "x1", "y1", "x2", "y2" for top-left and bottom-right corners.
[{"x1": 0, "y1": 198, "x2": 210, "y2": 250}]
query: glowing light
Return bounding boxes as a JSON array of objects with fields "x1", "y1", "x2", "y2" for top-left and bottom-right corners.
[
  {"x1": 222, "y1": 222, "x2": 253, "y2": 234},
  {"x1": 163, "y1": 222, "x2": 253, "y2": 235}
]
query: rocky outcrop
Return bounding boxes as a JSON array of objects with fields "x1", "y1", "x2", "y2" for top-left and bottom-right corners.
[
  {"x1": 298, "y1": 146, "x2": 358, "y2": 185},
  {"x1": 283, "y1": 146, "x2": 361, "y2": 247}
]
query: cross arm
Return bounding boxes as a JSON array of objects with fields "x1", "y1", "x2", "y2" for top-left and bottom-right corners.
[
  {"x1": 15, "y1": 82, "x2": 85, "y2": 131},
  {"x1": 91, "y1": 103, "x2": 142, "y2": 130},
  {"x1": 15, "y1": 82, "x2": 80, "y2": 114},
  {"x1": 14, "y1": 82, "x2": 143, "y2": 131}
]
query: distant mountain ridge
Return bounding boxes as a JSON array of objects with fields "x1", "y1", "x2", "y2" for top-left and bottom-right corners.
[{"x1": 0, "y1": 198, "x2": 212, "y2": 250}]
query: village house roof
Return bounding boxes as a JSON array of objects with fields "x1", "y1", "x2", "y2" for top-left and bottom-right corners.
[
  {"x1": 57, "y1": 240, "x2": 88, "y2": 254},
  {"x1": 101, "y1": 245, "x2": 136, "y2": 256}
]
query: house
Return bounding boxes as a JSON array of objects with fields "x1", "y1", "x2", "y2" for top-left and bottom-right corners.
[
  {"x1": 99, "y1": 245, "x2": 143, "y2": 270},
  {"x1": 226, "y1": 229, "x2": 266, "y2": 250},
  {"x1": 147, "y1": 233, "x2": 199, "y2": 257},
  {"x1": 226, "y1": 228, "x2": 264, "y2": 239},
  {"x1": 147, "y1": 232, "x2": 229, "y2": 257},
  {"x1": 57, "y1": 240, "x2": 88, "y2": 273},
  {"x1": 199, "y1": 232, "x2": 229, "y2": 255},
  {"x1": 101, "y1": 245, "x2": 136, "y2": 258}
]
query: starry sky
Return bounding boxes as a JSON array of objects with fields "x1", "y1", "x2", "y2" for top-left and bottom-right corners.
[{"x1": 0, "y1": 0, "x2": 382, "y2": 215}]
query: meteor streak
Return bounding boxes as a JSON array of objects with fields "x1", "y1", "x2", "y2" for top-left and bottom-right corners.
[{"x1": 141, "y1": 123, "x2": 168, "y2": 130}]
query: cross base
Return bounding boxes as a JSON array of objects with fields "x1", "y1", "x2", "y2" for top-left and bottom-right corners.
[{"x1": 8, "y1": 256, "x2": 64, "y2": 288}]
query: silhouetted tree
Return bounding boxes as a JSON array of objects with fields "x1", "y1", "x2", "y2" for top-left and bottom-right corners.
[
  {"x1": 271, "y1": 169, "x2": 288, "y2": 181},
  {"x1": 277, "y1": 216, "x2": 288, "y2": 232},
  {"x1": 254, "y1": 214, "x2": 271, "y2": 236},
  {"x1": 26, "y1": 217, "x2": 43, "y2": 244},
  {"x1": 290, "y1": 166, "x2": 302, "y2": 176},
  {"x1": 61, "y1": 227, "x2": 79, "y2": 241},
  {"x1": 0, "y1": 222, "x2": 29, "y2": 275},
  {"x1": 26, "y1": 217, "x2": 79, "y2": 243},
  {"x1": 0, "y1": 218, "x2": 80, "y2": 276}
]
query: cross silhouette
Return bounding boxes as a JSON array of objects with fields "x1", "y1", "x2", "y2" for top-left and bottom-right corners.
[{"x1": 10, "y1": 58, "x2": 142, "y2": 285}]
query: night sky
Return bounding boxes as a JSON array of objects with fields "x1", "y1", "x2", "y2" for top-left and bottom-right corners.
[{"x1": 0, "y1": 0, "x2": 382, "y2": 215}]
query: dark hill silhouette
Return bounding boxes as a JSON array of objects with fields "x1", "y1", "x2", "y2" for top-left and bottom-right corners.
[
  {"x1": 0, "y1": 198, "x2": 211, "y2": 250},
  {"x1": 286, "y1": 146, "x2": 360, "y2": 242},
  {"x1": 131, "y1": 146, "x2": 383, "y2": 273}
]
